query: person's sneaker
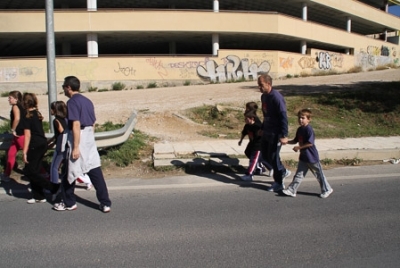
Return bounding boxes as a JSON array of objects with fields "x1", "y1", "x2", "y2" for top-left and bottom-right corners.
[
  {"x1": 320, "y1": 189, "x2": 333, "y2": 198},
  {"x1": 241, "y1": 174, "x2": 253, "y2": 181},
  {"x1": 100, "y1": 204, "x2": 111, "y2": 213},
  {"x1": 267, "y1": 182, "x2": 284, "y2": 192},
  {"x1": 86, "y1": 183, "x2": 93, "y2": 191},
  {"x1": 53, "y1": 202, "x2": 77, "y2": 211},
  {"x1": 27, "y1": 198, "x2": 47, "y2": 204},
  {"x1": 282, "y1": 189, "x2": 296, "y2": 197}
]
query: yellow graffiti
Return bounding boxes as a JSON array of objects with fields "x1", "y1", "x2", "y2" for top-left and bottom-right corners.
[{"x1": 367, "y1": 46, "x2": 380, "y2": 56}]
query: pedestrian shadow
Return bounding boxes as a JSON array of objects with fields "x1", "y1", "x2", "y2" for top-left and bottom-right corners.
[
  {"x1": 0, "y1": 177, "x2": 31, "y2": 199},
  {"x1": 170, "y1": 154, "x2": 273, "y2": 192}
]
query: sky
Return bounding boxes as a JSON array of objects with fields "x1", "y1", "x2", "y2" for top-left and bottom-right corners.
[{"x1": 389, "y1": 5, "x2": 400, "y2": 17}]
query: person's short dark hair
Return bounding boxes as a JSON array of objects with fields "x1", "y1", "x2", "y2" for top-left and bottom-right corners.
[
  {"x1": 245, "y1": 101, "x2": 258, "y2": 111},
  {"x1": 63, "y1": 76, "x2": 80, "y2": 91},
  {"x1": 258, "y1": 74, "x2": 273, "y2": 86},
  {"x1": 298, "y1": 108, "x2": 312, "y2": 119}
]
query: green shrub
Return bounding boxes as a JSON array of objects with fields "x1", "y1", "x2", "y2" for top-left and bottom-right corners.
[
  {"x1": 147, "y1": 82, "x2": 157, "y2": 88},
  {"x1": 88, "y1": 86, "x2": 98, "y2": 92},
  {"x1": 103, "y1": 130, "x2": 148, "y2": 167},
  {"x1": 183, "y1": 80, "x2": 191, "y2": 86},
  {"x1": 98, "y1": 88, "x2": 109, "y2": 92},
  {"x1": 136, "y1": 85, "x2": 144, "y2": 89},
  {"x1": 1, "y1": 91, "x2": 9, "y2": 97},
  {"x1": 112, "y1": 82, "x2": 126, "y2": 91}
]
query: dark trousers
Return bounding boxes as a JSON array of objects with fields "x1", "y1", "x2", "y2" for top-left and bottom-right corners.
[
  {"x1": 25, "y1": 141, "x2": 58, "y2": 200},
  {"x1": 261, "y1": 133, "x2": 286, "y2": 184},
  {"x1": 62, "y1": 166, "x2": 111, "y2": 207}
]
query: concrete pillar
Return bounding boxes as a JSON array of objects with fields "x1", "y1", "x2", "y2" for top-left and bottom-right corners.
[
  {"x1": 302, "y1": 3, "x2": 307, "y2": 21},
  {"x1": 213, "y1": 0, "x2": 219, "y2": 12},
  {"x1": 346, "y1": 17, "x2": 351, "y2": 32},
  {"x1": 169, "y1": 41, "x2": 176, "y2": 54},
  {"x1": 300, "y1": 40, "x2": 307, "y2": 55},
  {"x1": 87, "y1": 0, "x2": 97, "y2": 11},
  {"x1": 212, "y1": 34, "x2": 219, "y2": 56},
  {"x1": 87, "y1": 33, "x2": 98, "y2": 57},
  {"x1": 345, "y1": 48, "x2": 350, "y2": 55},
  {"x1": 383, "y1": 0, "x2": 389, "y2": 12},
  {"x1": 62, "y1": 42, "x2": 71, "y2": 55},
  {"x1": 383, "y1": 29, "x2": 388, "y2": 42}
]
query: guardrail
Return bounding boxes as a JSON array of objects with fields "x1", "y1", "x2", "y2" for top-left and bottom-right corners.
[{"x1": 0, "y1": 110, "x2": 138, "y2": 151}]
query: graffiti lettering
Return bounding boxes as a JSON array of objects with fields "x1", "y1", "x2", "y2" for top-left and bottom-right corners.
[
  {"x1": 0, "y1": 67, "x2": 18, "y2": 82},
  {"x1": 168, "y1": 61, "x2": 205, "y2": 69},
  {"x1": 381, "y1": 46, "x2": 390, "y2": 57},
  {"x1": 279, "y1": 57, "x2": 294, "y2": 70},
  {"x1": 114, "y1": 62, "x2": 136, "y2": 76},
  {"x1": 146, "y1": 57, "x2": 168, "y2": 79},
  {"x1": 196, "y1": 55, "x2": 270, "y2": 83},
  {"x1": 367, "y1": 46, "x2": 380, "y2": 56},
  {"x1": 19, "y1": 67, "x2": 42, "y2": 76},
  {"x1": 298, "y1": 57, "x2": 316, "y2": 69},
  {"x1": 317, "y1": 52, "x2": 331, "y2": 70}
]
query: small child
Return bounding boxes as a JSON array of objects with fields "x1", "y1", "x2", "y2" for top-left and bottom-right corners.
[
  {"x1": 238, "y1": 110, "x2": 272, "y2": 181},
  {"x1": 241, "y1": 101, "x2": 273, "y2": 176},
  {"x1": 282, "y1": 109, "x2": 333, "y2": 198},
  {"x1": 47, "y1": 101, "x2": 68, "y2": 184}
]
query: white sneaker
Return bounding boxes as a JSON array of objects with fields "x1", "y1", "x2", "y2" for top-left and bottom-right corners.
[
  {"x1": 27, "y1": 198, "x2": 46, "y2": 204},
  {"x1": 241, "y1": 174, "x2": 253, "y2": 181},
  {"x1": 282, "y1": 189, "x2": 296, "y2": 197},
  {"x1": 320, "y1": 189, "x2": 333, "y2": 198},
  {"x1": 100, "y1": 204, "x2": 111, "y2": 213}
]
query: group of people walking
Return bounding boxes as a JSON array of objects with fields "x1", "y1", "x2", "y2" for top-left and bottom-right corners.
[
  {"x1": 1, "y1": 73, "x2": 332, "y2": 211},
  {"x1": 1, "y1": 76, "x2": 112, "y2": 212},
  {"x1": 239, "y1": 74, "x2": 333, "y2": 198}
]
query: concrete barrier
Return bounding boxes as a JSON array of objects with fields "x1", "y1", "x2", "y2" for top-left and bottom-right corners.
[{"x1": 0, "y1": 110, "x2": 137, "y2": 151}]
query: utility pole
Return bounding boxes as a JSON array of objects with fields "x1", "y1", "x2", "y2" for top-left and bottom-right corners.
[{"x1": 45, "y1": 0, "x2": 57, "y2": 132}]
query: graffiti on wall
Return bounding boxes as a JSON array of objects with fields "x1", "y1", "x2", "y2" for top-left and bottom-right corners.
[
  {"x1": 196, "y1": 55, "x2": 271, "y2": 82},
  {"x1": 356, "y1": 45, "x2": 398, "y2": 68},
  {"x1": 146, "y1": 57, "x2": 168, "y2": 79},
  {"x1": 315, "y1": 52, "x2": 344, "y2": 70},
  {"x1": 0, "y1": 67, "x2": 19, "y2": 82},
  {"x1": 279, "y1": 57, "x2": 294, "y2": 70},
  {"x1": 114, "y1": 62, "x2": 136, "y2": 76},
  {"x1": 367, "y1": 45, "x2": 390, "y2": 56},
  {"x1": 298, "y1": 57, "x2": 316, "y2": 69}
]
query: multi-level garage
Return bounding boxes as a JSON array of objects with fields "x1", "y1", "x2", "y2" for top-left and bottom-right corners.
[{"x1": 0, "y1": 0, "x2": 399, "y2": 89}]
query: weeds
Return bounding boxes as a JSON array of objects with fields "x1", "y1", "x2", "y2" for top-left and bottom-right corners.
[
  {"x1": 136, "y1": 85, "x2": 144, "y2": 89},
  {"x1": 147, "y1": 82, "x2": 157, "y2": 88},
  {"x1": 88, "y1": 86, "x2": 98, "y2": 92},
  {"x1": 1, "y1": 91, "x2": 9, "y2": 97},
  {"x1": 112, "y1": 82, "x2": 126, "y2": 91}
]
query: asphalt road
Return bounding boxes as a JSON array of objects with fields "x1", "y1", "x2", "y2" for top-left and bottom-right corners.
[{"x1": 0, "y1": 164, "x2": 399, "y2": 267}]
